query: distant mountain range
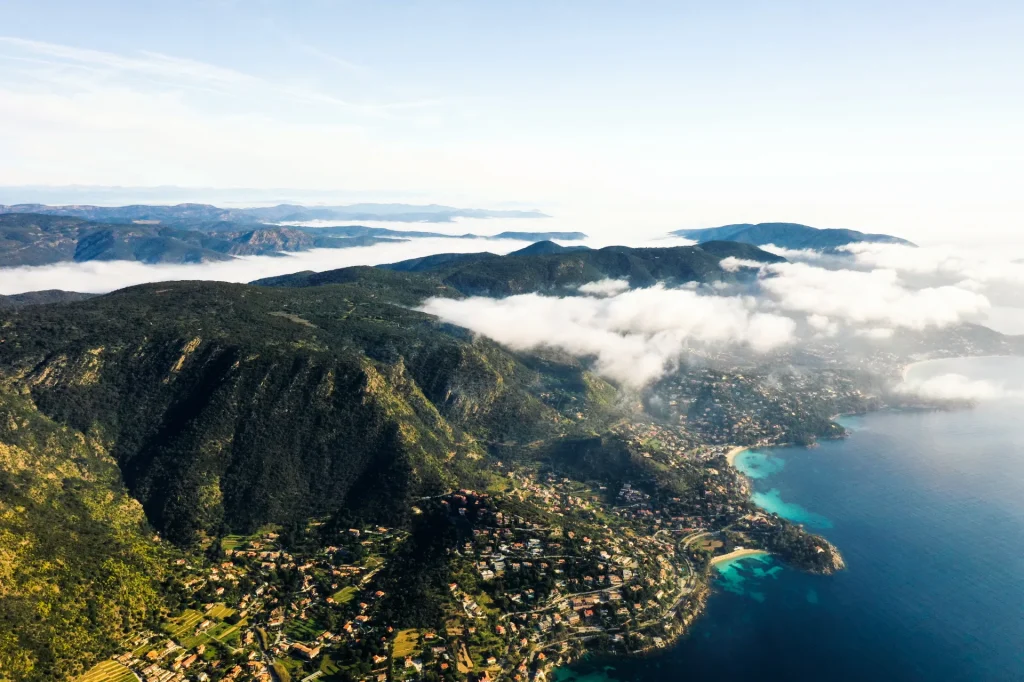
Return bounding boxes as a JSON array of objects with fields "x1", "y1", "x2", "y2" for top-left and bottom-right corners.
[
  {"x1": 0, "y1": 214, "x2": 409, "y2": 266},
  {"x1": 0, "y1": 201, "x2": 550, "y2": 225},
  {"x1": 673, "y1": 222, "x2": 914, "y2": 249},
  {"x1": 0, "y1": 213, "x2": 586, "y2": 267}
]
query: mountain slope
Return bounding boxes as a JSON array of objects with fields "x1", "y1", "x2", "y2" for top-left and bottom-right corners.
[
  {"x1": 259, "y1": 241, "x2": 784, "y2": 295},
  {"x1": 673, "y1": 222, "x2": 914, "y2": 249},
  {"x1": 0, "y1": 384, "x2": 169, "y2": 682},
  {"x1": 0, "y1": 279, "x2": 622, "y2": 549},
  {"x1": 0, "y1": 290, "x2": 96, "y2": 308},
  {"x1": 0, "y1": 214, "x2": 406, "y2": 266}
]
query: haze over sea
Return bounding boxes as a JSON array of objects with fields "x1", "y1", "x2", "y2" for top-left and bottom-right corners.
[{"x1": 556, "y1": 356, "x2": 1024, "y2": 682}]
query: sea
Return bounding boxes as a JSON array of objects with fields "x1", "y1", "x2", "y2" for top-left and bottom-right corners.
[{"x1": 555, "y1": 356, "x2": 1024, "y2": 682}]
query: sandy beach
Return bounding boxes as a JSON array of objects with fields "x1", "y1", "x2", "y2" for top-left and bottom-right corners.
[
  {"x1": 725, "y1": 446, "x2": 749, "y2": 466},
  {"x1": 709, "y1": 548, "x2": 770, "y2": 566}
]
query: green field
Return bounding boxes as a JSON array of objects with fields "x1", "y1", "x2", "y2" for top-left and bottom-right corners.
[
  {"x1": 77, "y1": 660, "x2": 137, "y2": 682},
  {"x1": 212, "y1": 619, "x2": 247, "y2": 645},
  {"x1": 285, "y1": 618, "x2": 322, "y2": 642},
  {"x1": 319, "y1": 654, "x2": 342, "y2": 676},
  {"x1": 207, "y1": 603, "x2": 236, "y2": 619},
  {"x1": 392, "y1": 629, "x2": 421, "y2": 658},
  {"x1": 331, "y1": 585, "x2": 358, "y2": 604},
  {"x1": 164, "y1": 609, "x2": 205, "y2": 639},
  {"x1": 220, "y1": 534, "x2": 246, "y2": 551}
]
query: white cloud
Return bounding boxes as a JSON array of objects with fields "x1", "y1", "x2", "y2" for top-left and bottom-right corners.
[
  {"x1": 857, "y1": 327, "x2": 895, "y2": 340},
  {"x1": 756, "y1": 262, "x2": 990, "y2": 330},
  {"x1": 718, "y1": 256, "x2": 765, "y2": 272},
  {"x1": 0, "y1": 237, "x2": 533, "y2": 295},
  {"x1": 840, "y1": 242, "x2": 1024, "y2": 289},
  {"x1": 418, "y1": 285, "x2": 796, "y2": 387},
  {"x1": 578, "y1": 279, "x2": 630, "y2": 297},
  {"x1": 806, "y1": 314, "x2": 839, "y2": 337},
  {"x1": 895, "y1": 373, "x2": 1022, "y2": 402}
]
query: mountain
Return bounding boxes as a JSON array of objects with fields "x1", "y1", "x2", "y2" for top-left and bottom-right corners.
[
  {"x1": 508, "y1": 240, "x2": 591, "y2": 255},
  {"x1": 259, "y1": 240, "x2": 783, "y2": 295},
  {"x1": 672, "y1": 222, "x2": 914, "y2": 249},
  {"x1": 0, "y1": 213, "x2": 407, "y2": 266},
  {"x1": 0, "y1": 212, "x2": 589, "y2": 266},
  {"x1": 300, "y1": 225, "x2": 587, "y2": 241},
  {"x1": 0, "y1": 241, "x2": 1016, "y2": 680},
  {"x1": 0, "y1": 202, "x2": 551, "y2": 226},
  {"x1": 0, "y1": 243, "x2": 775, "y2": 550},
  {"x1": 492, "y1": 230, "x2": 587, "y2": 241},
  {"x1": 0, "y1": 290, "x2": 96, "y2": 308}
]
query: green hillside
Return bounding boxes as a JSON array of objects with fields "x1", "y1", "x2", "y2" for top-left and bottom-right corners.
[
  {"x1": 0, "y1": 384, "x2": 168, "y2": 682},
  {"x1": 258, "y1": 241, "x2": 783, "y2": 295}
]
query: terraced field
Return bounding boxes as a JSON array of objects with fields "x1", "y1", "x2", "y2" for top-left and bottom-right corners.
[
  {"x1": 207, "y1": 603, "x2": 236, "y2": 619},
  {"x1": 164, "y1": 609, "x2": 205, "y2": 639},
  {"x1": 77, "y1": 660, "x2": 137, "y2": 682},
  {"x1": 331, "y1": 585, "x2": 358, "y2": 604}
]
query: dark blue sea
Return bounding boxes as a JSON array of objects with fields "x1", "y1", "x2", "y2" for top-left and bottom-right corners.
[{"x1": 556, "y1": 356, "x2": 1024, "y2": 682}]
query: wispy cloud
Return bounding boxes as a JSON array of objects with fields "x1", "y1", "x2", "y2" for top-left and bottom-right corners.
[
  {"x1": 297, "y1": 44, "x2": 367, "y2": 76},
  {"x1": 0, "y1": 36, "x2": 437, "y2": 117}
]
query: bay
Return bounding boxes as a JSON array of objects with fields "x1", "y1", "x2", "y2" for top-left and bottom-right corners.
[{"x1": 556, "y1": 356, "x2": 1024, "y2": 682}]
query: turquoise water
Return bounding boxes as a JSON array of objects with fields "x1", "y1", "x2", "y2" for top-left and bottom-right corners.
[{"x1": 556, "y1": 356, "x2": 1024, "y2": 682}]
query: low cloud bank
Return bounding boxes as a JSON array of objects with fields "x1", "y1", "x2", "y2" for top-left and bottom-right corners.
[
  {"x1": 757, "y1": 262, "x2": 990, "y2": 330},
  {"x1": 0, "y1": 238, "x2": 535, "y2": 295},
  {"x1": 0, "y1": 230, "x2": 699, "y2": 296},
  {"x1": 419, "y1": 285, "x2": 795, "y2": 387},
  {"x1": 840, "y1": 242, "x2": 1024, "y2": 288},
  {"x1": 895, "y1": 373, "x2": 1023, "y2": 402},
  {"x1": 578, "y1": 279, "x2": 631, "y2": 296}
]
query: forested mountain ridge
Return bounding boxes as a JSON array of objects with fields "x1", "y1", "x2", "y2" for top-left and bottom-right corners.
[
  {"x1": 0, "y1": 277, "x2": 627, "y2": 545},
  {"x1": 673, "y1": 222, "x2": 914, "y2": 249},
  {"x1": 0, "y1": 213, "x2": 588, "y2": 266},
  {"x1": 0, "y1": 241, "x2": 839, "y2": 681},
  {"x1": 0, "y1": 213, "x2": 404, "y2": 266},
  {"x1": 0, "y1": 274, "x2": 625, "y2": 679},
  {"x1": 257, "y1": 240, "x2": 783, "y2": 294}
]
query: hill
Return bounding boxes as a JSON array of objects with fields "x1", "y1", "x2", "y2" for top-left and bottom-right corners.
[
  {"x1": 258, "y1": 241, "x2": 783, "y2": 295},
  {"x1": 508, "y1": 240, "x2": 591, "y2": 256},
  {"x1": 0, "y1": 212, "x2": 589, "y2": 266},
  {"x1": 0, "y1": 213, "x2": 406, "y2": 266},
  {"x1": 672, "y1": 222, "x2": 914, "y2": 249},
  {"x1": 0, "y1": 290, "x2": 96, "y2": 308}
]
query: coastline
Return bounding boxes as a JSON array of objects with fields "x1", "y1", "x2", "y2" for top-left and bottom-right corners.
[
  {"x1": 725, "y1": 446, "x2": 749, "y2": 466},
  {"x1": 710, "y1": 548, "x2": 770, "y2": 567}
]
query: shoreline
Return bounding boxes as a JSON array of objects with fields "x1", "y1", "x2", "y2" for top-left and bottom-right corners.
[
  {"x1": 709, "y1": 548, "x2": 770, "y2": 567},
  {"x1": 725, "y1": 446, "x2": 749, "y2": 466}
]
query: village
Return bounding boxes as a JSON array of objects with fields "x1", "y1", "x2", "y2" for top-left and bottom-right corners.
[
  {"x1": 76, "y1": 361, "x2": 866, "y2": 682},
  {"x1": 81, "y1": 450, "x2": 788, "y2": 682}
]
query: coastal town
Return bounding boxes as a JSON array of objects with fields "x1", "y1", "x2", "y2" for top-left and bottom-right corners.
[
  {"x1": 79, "y1": 434, "x2": 842, "y2": 682},
  {"x1": 72, "y1": 353, "x2": 871, "y2": 682}
]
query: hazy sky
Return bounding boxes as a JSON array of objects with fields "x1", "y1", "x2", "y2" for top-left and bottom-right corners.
[{"x1": 1, "y1": 1, "x2": 1022, "y2": 243}]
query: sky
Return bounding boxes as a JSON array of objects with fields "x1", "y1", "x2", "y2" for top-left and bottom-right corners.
[{"x1": 1, "y1": 1, "x2": 1023, "y2": 243}]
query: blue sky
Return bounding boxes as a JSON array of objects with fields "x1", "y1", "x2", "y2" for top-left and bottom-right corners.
[{"x1": 1, "y1": 1, "x2": 1022, "y2": 242}]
